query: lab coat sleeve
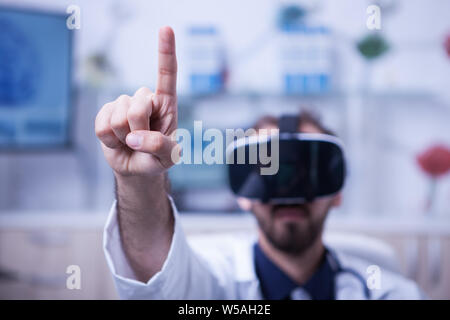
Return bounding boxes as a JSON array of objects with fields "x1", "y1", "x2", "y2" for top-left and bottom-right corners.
[
  {"x1": 103, "y1": 197, "x2": 235, "y2": 299},
  {"x1": 379, "y1": 276, "x2": 428, "y2": 300}
]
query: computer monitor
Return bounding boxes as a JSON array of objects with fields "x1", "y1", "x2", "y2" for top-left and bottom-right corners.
[{"x1": 0, "y1": 6, "x2": 73, "y2": 149}]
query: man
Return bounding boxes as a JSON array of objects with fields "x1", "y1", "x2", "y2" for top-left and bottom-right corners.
[{"x1": 96, "y1": 27, "x2": 424, "y2": 299}]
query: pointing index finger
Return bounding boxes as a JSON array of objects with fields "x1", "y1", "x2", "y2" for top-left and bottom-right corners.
[{"x1": 156, "y1": 26, "x2": 177, "y2": 96}]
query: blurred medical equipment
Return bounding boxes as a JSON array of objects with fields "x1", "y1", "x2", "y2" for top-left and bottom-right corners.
[
  {"x1": 416, "y1": 144, "x2": 450, "y2": 215},
  {"x1": 186, "y1": 26, "x2": 227, "y2": 95},
  {"x1": 279, "y1": 24, "x2": 332, "y2": 94},
  {"x1": 83, "y1": 0, "x2": 135, "y2": 88},
  {"x1": 277, "y1": 3, "x2": 332, "y2": 94}
]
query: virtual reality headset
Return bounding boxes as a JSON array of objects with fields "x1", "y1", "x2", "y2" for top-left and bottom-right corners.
[{"x1": 226, "y1": 115, "x2": 346, "y2": 204}]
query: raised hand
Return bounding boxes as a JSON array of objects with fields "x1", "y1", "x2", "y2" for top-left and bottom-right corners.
[{"x1": 95, "y1": 26, "x2": 179, "y2": 178}]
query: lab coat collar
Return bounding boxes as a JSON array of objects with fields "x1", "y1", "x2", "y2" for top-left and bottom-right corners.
[{"x1": 253, "y1": 243, "x2": 336, "y2": 300}]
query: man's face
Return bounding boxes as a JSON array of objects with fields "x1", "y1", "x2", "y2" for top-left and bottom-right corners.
[
  {"x1": 250, "y1": 196, "x2": 338, "y2": 255},
  {"x1": 239, "y1": 122, "x2": 341, "y2": 255}
]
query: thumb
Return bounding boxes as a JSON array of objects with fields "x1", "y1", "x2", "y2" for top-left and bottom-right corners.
[{"x1": 126, "y1": 130, "x2": 180, "y2": 168}]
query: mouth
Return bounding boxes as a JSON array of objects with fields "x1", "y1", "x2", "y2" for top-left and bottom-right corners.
[{"x1": 272, "y1": 205, "x2": 309, "y2": 221}]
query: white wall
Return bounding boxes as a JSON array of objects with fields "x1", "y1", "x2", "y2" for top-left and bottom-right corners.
[{"x1": 2, "y1": 0, "x2": 449, "y2": 94}]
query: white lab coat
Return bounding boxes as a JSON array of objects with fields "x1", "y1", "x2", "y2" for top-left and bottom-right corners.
[{"x1": 103, "y1": 198, "x2": 425, "y2": 300}]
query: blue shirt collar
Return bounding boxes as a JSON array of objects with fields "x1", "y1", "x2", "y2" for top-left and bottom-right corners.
[{"x1": 253, "y1": 242, "x2": 336, "y2": 300}]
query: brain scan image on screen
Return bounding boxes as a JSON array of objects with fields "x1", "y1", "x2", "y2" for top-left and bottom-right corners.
[
  {"x1": 0, "y1": 18, "x2": 40, "y2": 106},
  {"x1": 0, "y1": 7, "x2": 72, "y2": 149}
]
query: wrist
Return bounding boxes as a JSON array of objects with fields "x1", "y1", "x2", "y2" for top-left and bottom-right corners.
[
  {"x1": 114, "y1": 171, "x2": 166, "y2": 188},
  {"x1": 114, "y1": 172, "x2": 169, "y2": 211}
]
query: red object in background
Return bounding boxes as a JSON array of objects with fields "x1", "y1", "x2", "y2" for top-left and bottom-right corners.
[
  {"x1": 417, "y1": 144, "x2": 450, "y2": 178},
  {"x1": 445, "y1": 33, "x2": 450, "y2": 58}
]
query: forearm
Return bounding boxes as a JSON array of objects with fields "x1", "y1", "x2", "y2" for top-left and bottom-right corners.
[{"x1": 115, "y1": 173, "x2": 174, "y2": 282}]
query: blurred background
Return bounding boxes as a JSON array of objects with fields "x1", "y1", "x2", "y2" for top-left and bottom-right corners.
[{"x1": 0, "y1": 0, "x2": 449, "y2": 299}]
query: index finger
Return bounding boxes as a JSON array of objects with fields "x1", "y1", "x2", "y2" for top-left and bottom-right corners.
[{"x1": 156, "y1": 26, "x2": 177, "y2": 96}]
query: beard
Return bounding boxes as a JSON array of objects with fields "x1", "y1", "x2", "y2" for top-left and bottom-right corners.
[{"x1": 254, "y1": 203, "x2": 329, "y2": 255}]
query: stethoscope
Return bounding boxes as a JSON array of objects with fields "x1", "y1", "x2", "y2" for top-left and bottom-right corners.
[{"x1": 325, "y1": 249, "x2": 371, "y2": 300}]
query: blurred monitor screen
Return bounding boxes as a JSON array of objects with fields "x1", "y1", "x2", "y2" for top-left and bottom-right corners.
[{"x1": 0, "y1": 6, "x2": 72, "y2": 149}]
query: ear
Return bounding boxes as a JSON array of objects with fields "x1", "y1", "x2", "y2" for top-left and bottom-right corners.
[
  {"x1": 331, "y1": 192, "x2": 342, "y2": 208},
  {"x1": 236, "y1": 197, "x2": 253, "y2": 212}
]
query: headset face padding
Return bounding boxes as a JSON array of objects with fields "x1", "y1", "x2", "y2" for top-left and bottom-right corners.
[{"x1": 227, "y1": 133, "x2": 346, "y2": 204}]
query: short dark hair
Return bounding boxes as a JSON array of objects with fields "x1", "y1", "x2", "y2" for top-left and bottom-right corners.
[{"x1": 252, "y1": 109, "x2": 336, "y2": 136}]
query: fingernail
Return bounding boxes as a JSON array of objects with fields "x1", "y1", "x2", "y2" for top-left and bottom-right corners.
[{"x1": 126, "y1": 134, "x2": 143, "y2": 149}]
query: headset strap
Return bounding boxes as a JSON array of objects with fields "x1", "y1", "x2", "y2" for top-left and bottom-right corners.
[
  {"x1": 278, "y1": 114, "x2": 319, "y2": 200},
  {"x1": 278, "y1": 115, "x2": 300, "y2": 133}
]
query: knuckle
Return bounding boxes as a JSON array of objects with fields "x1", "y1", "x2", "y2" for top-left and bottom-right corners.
[
  {"x1": 158, "y1": 66, "x2": 176, "y2": 75},
  {"x1": 101, "y1": 101, "x2": 113, "y2": 110},
  {"x1": 135, "y1": 86, "x2": 152, "y2": 96},
  {"x1": 127, "y1": 106, "x2": 146, "y2": 122},
  {"x1": 95, "y1": 122, "x2": 111, "y2": 139},
  {"x1": 95, "y1": 104, "x2": 112, "y2": 137},
  {"x1": 116, "y1": 94, "x2": 130, "y2": 105},
  {"x1": 127, "y1": 111, "x2": 145, "y2": 124},
  {"x1": 94, "y1": 114, "x2": 102, "y2": 131},
  {"x1": 110, "y1": 114, "x2": 128, "y2": 130}
]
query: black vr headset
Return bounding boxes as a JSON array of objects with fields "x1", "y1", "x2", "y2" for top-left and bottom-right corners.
[{"x1": 226, "y1": 115, "x2": 346, "y2": 204}]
